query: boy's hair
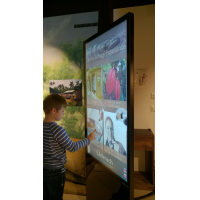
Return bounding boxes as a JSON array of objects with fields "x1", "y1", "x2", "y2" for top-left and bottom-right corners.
[{"x1": 43, "y1": 94, "x2": 67, "y2": 114}]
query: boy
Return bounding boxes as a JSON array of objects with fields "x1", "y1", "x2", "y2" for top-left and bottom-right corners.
[{"x1": 43, "y1": 94, "x2": 95, "y2": 200}]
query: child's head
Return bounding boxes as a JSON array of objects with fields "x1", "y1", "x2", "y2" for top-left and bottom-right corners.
[{"x1": 43, "y1": 94, "x2": 67, "y2": 115}]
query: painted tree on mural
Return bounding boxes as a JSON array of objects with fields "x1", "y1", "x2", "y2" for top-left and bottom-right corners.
[
  {"x1": 60, "y1": 114, "x2": 85, "y2": 139},
  {"x1": 59, "y1": 38, "x2": 85, "y2": 69},
  {"x1": 58, "y1": 37, "x2": 86, "y2": 100},
  {"x1": 43, "y1": 65, "x2": 51, "y2": 83},
  {"x1": 43, "y1": 39, "x2": 86, "y2": 138},
  {"x1": 43, "y1": 12, "x2": 98, "y2": 139},
  {"x1": 75, "y1": 81, "x2": 79, "y2": 86},
  {"x1": 69, "y1": 81, "x2": 74, "y2": 89}
]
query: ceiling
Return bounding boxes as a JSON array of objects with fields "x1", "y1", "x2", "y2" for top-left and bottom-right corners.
[{"x1": 43, "y1": 0, "x2": 155, "y2": 18}]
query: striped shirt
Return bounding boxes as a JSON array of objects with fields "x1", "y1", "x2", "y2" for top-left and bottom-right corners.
[{"x1": 43, "y1": 122, "x2": 90, "y2": 170}]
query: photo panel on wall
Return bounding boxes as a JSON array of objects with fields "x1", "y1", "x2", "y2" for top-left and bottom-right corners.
[{"x1": 49, "y1": 79, "x2": 82, "y2": 106}]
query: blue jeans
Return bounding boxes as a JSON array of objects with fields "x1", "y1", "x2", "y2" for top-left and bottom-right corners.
[{"x1": 43, "y1": 167, "x2": 66, "y2": 200}]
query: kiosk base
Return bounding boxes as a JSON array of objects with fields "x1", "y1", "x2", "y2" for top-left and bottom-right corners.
[{"x1": 112, "y1": 183, "x2": 130, "y2": 200}]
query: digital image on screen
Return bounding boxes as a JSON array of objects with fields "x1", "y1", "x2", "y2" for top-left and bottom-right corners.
[
  {"x1": 87, "y1": 107, "x2": 104, "y2": 150},
  {"x1": 102, "y1": 59, "x2": 127, "y2": 101},
  {"x1": 103, "y1": 111, "x2": 127, "y2": 158},
  {"x1": 85, "y1": 20, "x2": 128, "y2": 182},
  {"x1": 86, "y1": 66, "x2": 103, "y2": 100}
]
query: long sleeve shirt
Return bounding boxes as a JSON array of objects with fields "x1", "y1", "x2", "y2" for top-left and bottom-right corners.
[{"x1": 43, "y1": 122, "x2": 90, "y2": 169}]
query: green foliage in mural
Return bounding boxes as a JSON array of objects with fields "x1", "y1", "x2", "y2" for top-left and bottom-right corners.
[
  {"x1": 60, "y1": 113, "x2": 85, "y2": 139},
  {"x1": 43, "y1": 38, "x2": 86, "y2": 139},
  {"x1": 51, "y1": 59, "x2": 80, "y2": 80},
  {"x1": 43, "y1": 65, "x2": 51, "y2": 82},
  {"x1": 60, "y1": 38, "x2": 85, "y2": 69},
  {"x1": 66, "y1": 106, "x2": 85, "y2": 117}
]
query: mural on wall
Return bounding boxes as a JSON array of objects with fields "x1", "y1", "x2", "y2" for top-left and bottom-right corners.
[
  {"x1": 43, "y1": 12, "x2": 98, "y2": 139},
  {"x1": 49, "y1": 79, "x2": 82, "y2": 106}
]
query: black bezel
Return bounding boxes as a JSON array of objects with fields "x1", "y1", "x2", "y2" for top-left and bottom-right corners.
[{"x1": 83, "y1": 12, "x2": 134, "y2": 193}]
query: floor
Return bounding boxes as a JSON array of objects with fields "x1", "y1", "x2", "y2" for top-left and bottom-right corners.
[
  {"x1": 134, "y1": 189, "x2": 155, "y2": 199},
  {"x1": 63, "y1": 190, "x2": 155, "y2": 200},
  {"x1": 63, "y1": 194, "x2": 86, "y2": 200}
]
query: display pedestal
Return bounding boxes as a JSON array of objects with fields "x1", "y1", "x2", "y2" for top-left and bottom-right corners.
[{"x1": 112, "y1": 184, "x2": 130, "y2": 200}]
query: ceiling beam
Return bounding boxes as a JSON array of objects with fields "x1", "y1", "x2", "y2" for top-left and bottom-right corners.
[{"x1": 43, "y1": 0, "x2": 155, "y2": 18}]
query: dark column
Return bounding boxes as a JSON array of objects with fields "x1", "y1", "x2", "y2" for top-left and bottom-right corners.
[{"x1": 98, "y1": 0, "x2": 113, "y2": 33}]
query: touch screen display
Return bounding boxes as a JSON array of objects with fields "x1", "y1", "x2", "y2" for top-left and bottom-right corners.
[{"x1": 86, "y1": 20, "x2": 128, "y2": 182}]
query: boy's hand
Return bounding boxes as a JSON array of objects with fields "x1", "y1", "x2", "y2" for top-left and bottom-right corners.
[{"x1": 88, "y1": 129, "x2": 96, "y2": 142}]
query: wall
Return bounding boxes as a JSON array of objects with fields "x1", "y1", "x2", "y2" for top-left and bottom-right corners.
[
  {"x1": 114, "y1": 4, "x2": 155, "y2": 171},
  {"x1": 43, "y1": 12, "x2": 98, "y2": 139}
]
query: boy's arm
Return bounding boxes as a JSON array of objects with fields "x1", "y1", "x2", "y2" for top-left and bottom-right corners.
[
  {"x1": 66, "y1": 137, "x2": 90, "y2": 152},
  {"x1": 52, "y1": 125, "x2": 95, "y2": 152}
]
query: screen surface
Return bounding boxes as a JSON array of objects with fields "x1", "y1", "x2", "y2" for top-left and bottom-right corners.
[{"x1": 85, "y1": 20, "x2": 128, "y2": 182}]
